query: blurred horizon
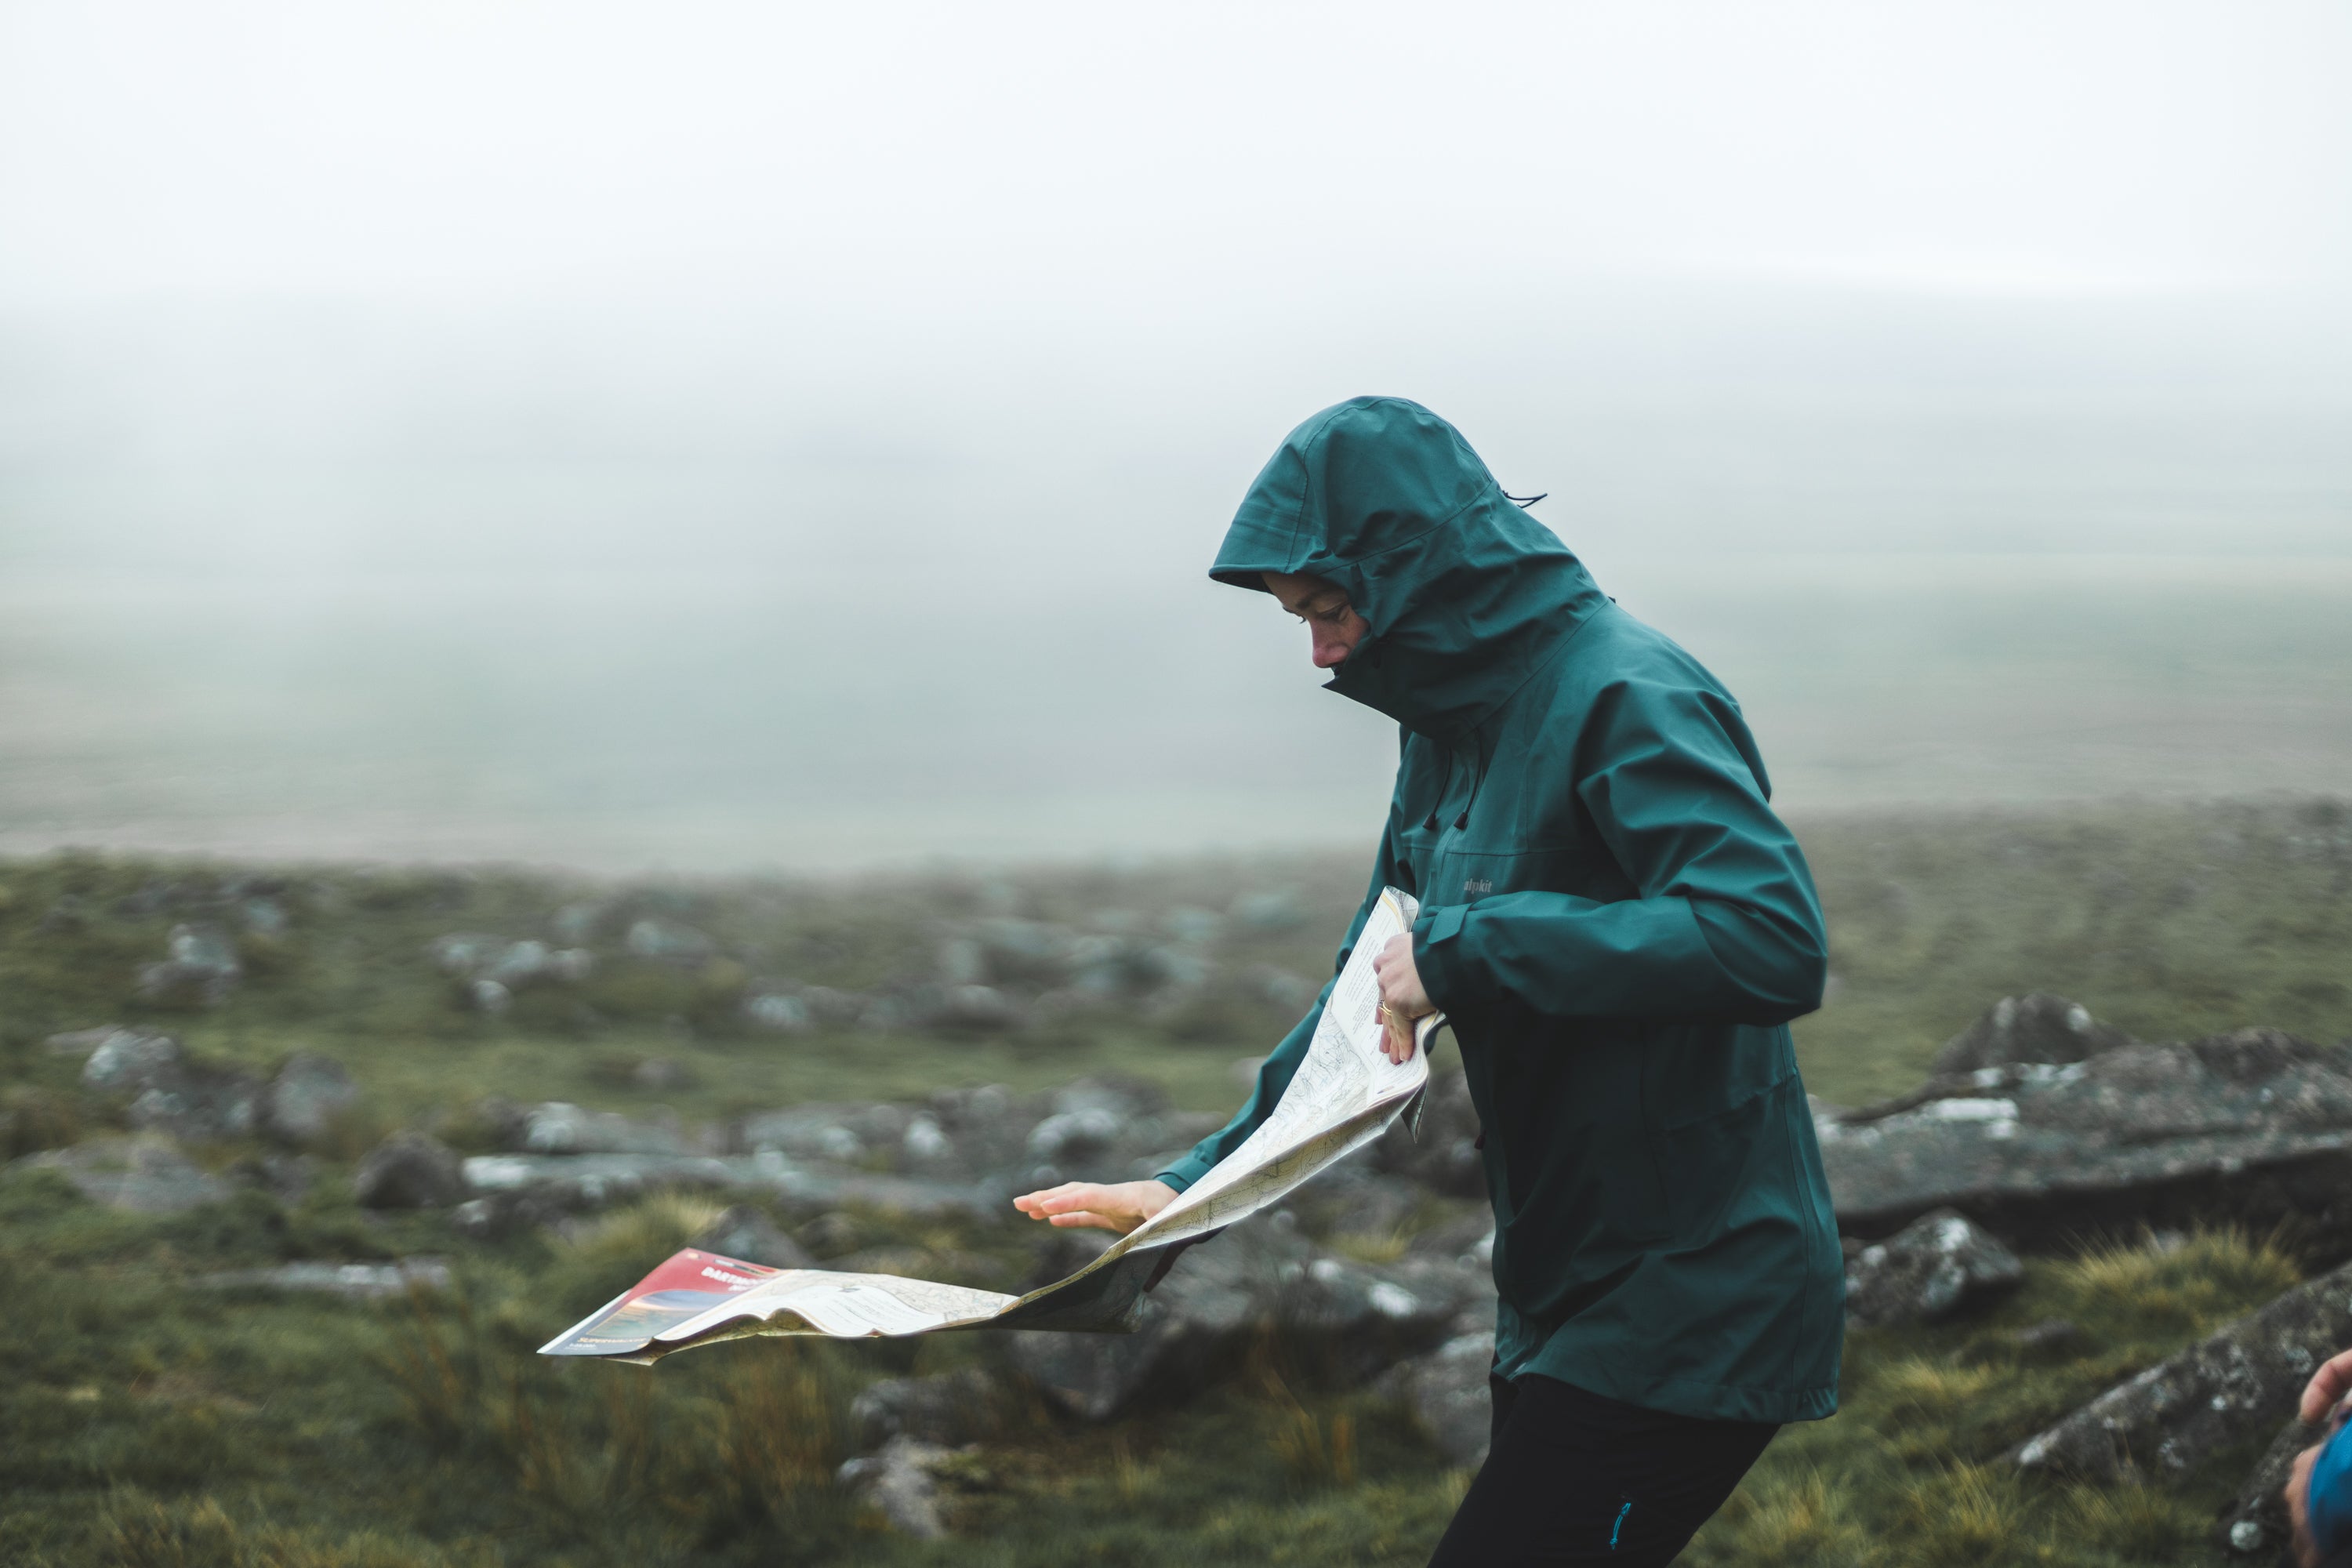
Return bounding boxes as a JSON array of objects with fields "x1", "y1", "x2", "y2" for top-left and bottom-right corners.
[{"x1": 2, "y1": 2, "x2": 2347, "y2": 873}]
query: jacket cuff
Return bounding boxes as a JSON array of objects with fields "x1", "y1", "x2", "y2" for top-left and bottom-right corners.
[
  {"x1": 1413, "y1": 904, "x2": 1472, "y2": 1015},
  {"x1": 1152, "y1": 1162, "x2": 1203, "y2": 1194}
]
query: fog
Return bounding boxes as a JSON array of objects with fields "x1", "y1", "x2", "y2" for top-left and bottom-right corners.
[{"x1": 3, "y1": 2, "x2": 2348, "y2": 869}]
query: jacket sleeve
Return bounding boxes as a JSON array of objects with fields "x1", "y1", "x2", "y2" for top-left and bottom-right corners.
[
  {"x1": 1410, "y1": 677, "x2": 1827, "y2": 1026},
  {"x1": 1154, "y1": 822, "x2": 1406, "y2": 1193}
]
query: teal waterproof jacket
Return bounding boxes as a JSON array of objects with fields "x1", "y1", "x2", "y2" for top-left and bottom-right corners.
[{"x1": 1156, "y1": 397, "x2": 1843, "y2": 1425}]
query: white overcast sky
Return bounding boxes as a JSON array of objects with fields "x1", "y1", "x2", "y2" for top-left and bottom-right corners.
[
  {"x1": 2, "y1": 2, "x2": 2350, "y2": 866},
  {"x1": 3, "y1": 1, "x2": 2346, "y2": 305},
  {"x1": 2, "y1": 0, "x2": 2348, "y2": 582}
]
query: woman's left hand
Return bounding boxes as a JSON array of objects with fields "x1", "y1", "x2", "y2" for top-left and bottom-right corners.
[{"x1": 1372, "y1": 934, "x2": 1433, "y2": 1063}]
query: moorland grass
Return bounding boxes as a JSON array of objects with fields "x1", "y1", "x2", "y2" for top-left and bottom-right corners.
[{"x1": 2, "y1": 795, "x2": 2348, "y2": 1563}]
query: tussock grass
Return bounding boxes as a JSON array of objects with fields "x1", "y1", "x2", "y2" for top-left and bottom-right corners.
[{"x1": 3, "y1": 801, "x2": 2347, "y2": 1563}]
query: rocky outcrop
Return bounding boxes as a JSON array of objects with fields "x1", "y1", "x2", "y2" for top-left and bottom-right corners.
[
  {"x1": 1933, "y1": 992, "x2": 2136, "y2": 1075},
  {"x1": 2013, "y1": 1257, "x2": 2352, "y2": 1483},
  {"x1": 16, "y1": 1134, "x2": 233, "y2": 1213},
  {"x1": 837, "y1": 1437, "x2": 960, "y2": 1537},
  {"x1": 260, "y1": 1052, "x2": 361, "y2": 1146},
  {"x1": 356, "y1": 1131, "x2": 466, "y2": 1209},
  {"x1": 2218, "y1": 1413, "x2": 2321, "y2": 1559},
  {"x1": 1822, "y1": 1002, "x2": 2352, "y2": 1247},
  {"x1": 136, "y1": 922, "x2": 243, "y2": 1007},
  {"x1": 1842, "y1": 1207, "x2": 2023, "y2": 1328},
  {"x1": 194, "y1": 1258, "x2": 452, "y2": 1299},
  {"x1": 82, "y1": 1032, "x2": 263, "y2": 1143},
  {"x1": 1007, "y1": 1217, "x2": 1481, "y2": 1422},
  {"x1": 689, "y1": 1203, "x2": 815, "y2": 1270},
  {"x1": 1385, "y1": 1330, "x2": 1497, "y2": 1468},
  {"x1": 849, "y1": 1368, "x2": 1009, "y2": 1451}
]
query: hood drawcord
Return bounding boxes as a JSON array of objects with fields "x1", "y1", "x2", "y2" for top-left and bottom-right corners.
[
  {"x1": 1453, "y1": 731, "x2": 1491, "y2": 832},
  {"x1": 1502, "y1": 490, "x2": 1548, "y2": 510}
]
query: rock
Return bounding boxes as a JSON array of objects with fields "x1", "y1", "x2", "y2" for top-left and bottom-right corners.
[
  {"x1": 689, "y1": 1203, "x2": 815, "y2": 1269},
  {"x1": 425, "y1": 933, "x2": 508, "y2": 978},
  {"x1": 848, "y1": 1368, "x2": 1007, "y2": 1451},
  {"x1": 1231, "y1": 889, "x2": 1307, "y2": 931},
  {"x1": 82, "y1": 1030, "x2": 186, "y2": 1092},
  {"x1": 355, "y1": 1131, "x2": 466, "y2": 1209},
  {"x1": 135, "y1": 923, "x2": 243, "y2": 1007},
  {"x1": 2014, "y1": 1256, "x2": 2352, "y2": 1483},
  {"x1": 929, "y1": 985, "x2": 1022, "y2": 1033},
  {"x1": 1007, "y1": 1221, "x2": 1470, "y2": 1421},
  {"x1": 44, "y1": 1024, "x2": 122, "y2": 1056},
  {"x1": 521, "y1": 1102, "x2": 685, "y2": 1156},
  {"x1": 1385, "y1": 1330, "x2": 1497, "y2": 1468},
  {"x1": 193, "y1": 1258, "x2": 452, "y2": 1299},
  {"x1": 550, "y1": 901, "x2": 609, "y2": 945},
  {"x1": 625, "y1": 917, "x2": 718, "y2": 964},
  {"x1": 630, "y1": 1057, "x2": 696, "y2": 1091},
  {"x1": 837, "y1": 1436, "x2": 956, "y2": 1538},
  {"x1": 1934, "y1": 993, "x2": 2136, "y2": 1075},
  {"x1": 744, "y1": 993, "x2": 812, "y2": 1033},
  {"x1": 481, "y1": 940, "x2": 552, "y2": 988},
  {"x1": 240, "y1": 896, "x2": 289, "y2": 938},
  {"x1": 81, "y1": 1033, "x2": 262, "y2": 1144},
  {"x1": 2219, "y1": 1413, "x2": 2322, "y2": 1558},
  {"x1": 260, "y1": 1051, "x2": 360, "y2": 1146},
  {"x1": 1375, "y1": 1065, "x2": 1485, "y2": 1198},
  {"x1": 469, "y1": 979, "x2": 512, "y2": 1014},
  {"x1": 1821, "y1": 1025, "x2": 2352, "y2": 1247},
  {"x1": 16, "y1": 1134, "x2": 234, "y2": 1214},
  {"x1": 1843, "y1": 1207, "x2": 2023, "y2": 1327}
]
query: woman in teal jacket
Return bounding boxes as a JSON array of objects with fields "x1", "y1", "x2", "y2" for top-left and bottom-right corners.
[{"x1": 1017, "y1": 396, "x2": 1843, "y2": 1565}]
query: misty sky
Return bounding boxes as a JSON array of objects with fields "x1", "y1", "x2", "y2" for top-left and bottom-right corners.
[{"x1": 2, "y1": 3, "x2": 2348, "y2": 869}]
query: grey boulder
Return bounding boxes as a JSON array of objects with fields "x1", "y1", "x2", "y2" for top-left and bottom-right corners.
[
  {"x1": 2014, "y1": 1255, "x2": 2352, "y2": 1483},
  {"x1": 1384, "y1": 1330, "x2": 1497, "y2": 1468},
  {"x1": 1822, "y1": 1025, "x2": 2352, "y2": 1247},
  {"x1": 1007, "y1": 1219, "x2": 1473, "y2": 1422},
  {"x1": 16, "y1": 1134, "x2": 233, "y2": 1214},
  {"x1": 1842, "y1": 1207, "x2": 2023, "y2": 1328},
  {"x1": 689, "y1": 1203, "x2": 815, "y2": 1270},
  {"x1": 355, "y1": 1131, "x2": 466, "y2": 1209},
  {"x1": 849, "y1": 1368, "x2": 1008, "y2": 1452},
  {"x1": 135, "y1": 923, "x2": 243, "y2": 1007},
  {"x1": 260, "y1": 1051, "x2": 361, "y2": 1146}
]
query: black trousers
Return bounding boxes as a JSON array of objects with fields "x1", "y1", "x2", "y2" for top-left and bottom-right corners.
[{"x1": 1425, "y1": 1374, "x2": 1780, "y2": 1567}]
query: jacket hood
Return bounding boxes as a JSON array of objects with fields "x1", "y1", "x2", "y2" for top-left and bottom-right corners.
[{"x1": 1211, "y1": 396, "x2": 1607, "y2": 741}]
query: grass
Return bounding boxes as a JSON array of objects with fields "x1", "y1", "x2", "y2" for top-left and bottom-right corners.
[{"x1": 2, "y1": 794, "x2": 2348, "y2": 1563}]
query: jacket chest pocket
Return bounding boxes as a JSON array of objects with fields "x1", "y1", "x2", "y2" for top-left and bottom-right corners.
[{"x1": 1404, "y1": 843, "x2": 1621, "y2": 909}]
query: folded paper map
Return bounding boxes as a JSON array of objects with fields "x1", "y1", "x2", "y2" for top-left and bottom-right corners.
[{"x1": 541, "y1": 886, "x2": 1439, "y2": 1363}]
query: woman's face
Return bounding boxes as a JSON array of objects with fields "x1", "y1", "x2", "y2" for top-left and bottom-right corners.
[{"x1": 1261, "y1": 572, "x2": 1369, "y2": 670}]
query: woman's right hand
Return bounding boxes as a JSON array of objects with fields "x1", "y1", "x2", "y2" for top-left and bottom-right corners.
[{"x1": 1012, "y1": 1178, "x2": 1177, "y2": 1235}]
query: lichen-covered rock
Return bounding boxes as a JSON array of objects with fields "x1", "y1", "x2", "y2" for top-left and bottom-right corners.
[
  {"x1": 2218, "y1": 1412, "x2": 2321, "y2": 1558},
  {"x1": 16, "y1": 1134, "x2": 233, "y2": 1213},
  {"x1": 2013, "y1": 1257, "x2": 2352, "y2": 1483},
  {"x1": 689, "y1": 1203, "x2": 815, "y2": 1269},
  {"x1": 1843, "y1": 1207, "x2": 2022, "y2": 1327},
  {"x1": 1933, "y1": 993, "x2": 2135, "y2": 1075},
  {"x1": 837, "y1": 1437, "x2": 958, "y2": 1537},
  {"x1": 849, "y1": 1368, "x2": 1007, "y2": 1452},
  {"x1": 260, "y1": 1051, "x2": 360, "y2": 1146},
  {"x1": 1386, "y1": 1330, "x2": 1497, "y2": 1468},
  {"x1": 135, "y1": 923, "x2": 243, "y2": 1007},
  {"x1": 83, "y1": 1031, "x2": 263, "y2": 1143},
  {"x1": 1007, "y1": 1219, "x2": 1475, "y2": 1421},
  {"x1": 355, "y1": 1131, "x2": 466, "y2": 1209},
  {"x1": 1822, "y1": 1028, "x2": 2352, "y2": 1247}
]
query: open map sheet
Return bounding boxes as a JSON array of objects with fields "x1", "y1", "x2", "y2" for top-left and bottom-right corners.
[{"x1": 541, "y1": 887, "x2": 1439, "y2": 1363}]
